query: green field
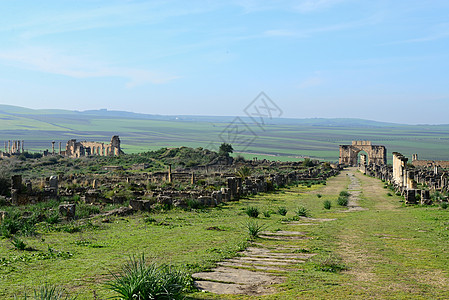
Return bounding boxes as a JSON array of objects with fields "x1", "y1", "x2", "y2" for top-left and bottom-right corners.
[
  {"x1": 1, "y1": 105, "x2": 449, "y2": 162},
  {"x1": 3, "y1": 169, "x2": 449, "y2": 299}
]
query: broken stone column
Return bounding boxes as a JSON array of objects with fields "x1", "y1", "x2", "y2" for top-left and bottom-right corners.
[
  {"x1": 59, "y1": 203, "x2": 76, "y2": 220},
  {"x1": 405, "y1": 189, "x2": 417, "y2": 204},
  {"x1": 49, "y1": 175, "x2": 58, "y2": 196},
  {"x1": 421, "y1": 190, "x2": 431, "y2": 205},
  {"x1": 407, "y1": 171, "x2": 417, "y2": 189},
  {"x1": 168, "y1": 164, "x2": 172, "y2": 183}
]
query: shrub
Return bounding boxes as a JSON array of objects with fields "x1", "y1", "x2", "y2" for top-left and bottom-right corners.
[
  {"x1": 263, "y1": 210, "x2": 271, "y2": 218},
  {"x1": 323, "y1": 200, "x2": 331, "y2": 210},
  {"x1": 339, "y1": 191, "x2": 350, "y2": 197},
  {"x1": 245, "y1": 206, "x2": 259, "y2": 218},
  {"x1": 106, "y1": 254, "x2": 193, "y2": 300},
  {"x1": 245, "y1": 219, "x2": 266, "y2": 239},
  {"x1": 316, "y1": 194, "x2": 322, "y2": 198},
  {"x1": 387, "y1": 192, "x2": 393, "y2": 197},
  {"x1": 277, "y1": 207, "x2": 288, "y2": 216},
  {"x1": 187, "y1": 199, "x2": 202, "y2": 210},
  {"x1": 441, "y1": 202, "x2": 448, "y2": 209},
  {"x1": 295, "y1": 206, "x2": 310, "y2": 217},
  {"x1": 11, "y1": 237, "x2": 27, "y2": 250},
  {"x1": 337, "y1": 196, "x2": 349, "y2": 206}
]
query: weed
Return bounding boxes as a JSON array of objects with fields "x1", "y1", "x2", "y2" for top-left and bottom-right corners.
[
  {"x1": 316, "y1": 194, "x2": 322, "y2": 198},
  {"x1": 323, "y1": 200, "x2": 332, "y2": 210},
  {"x1": 312, "y1": 254, "x2": 347, "y2": 273},
  {"x1": 295, "y1": 206, "x2": 310, "y2": 217},
  {"x1": 263, "y1": 210, "x2": 271, "y2": 218},
  {"x1": 339, "y1": 191, "x2": 350, "y2": 197},
  {"x1": 387, "y1": 192, "x2": 393, "y2": 197},
  {"x1": 15, "y1": 283, "x2": 75, "y2": 300},
  {"x1": 337, "y1": 196, "x2": 349, "y2": 206},
  {"x1": 245, "y1": 219, "x2": 266, "y2": 239},
  {"x1": 106, "y1": 254, "x2": 193, "y2": 300},
  {"x1": 245, "y1": 206, "x2": 259, "y2": 218},
  {"x1": 187, "y1": 199, "x2": 202, "y2": 210},
  {"x1": 277, "y1": 206, "x2": 288, "y2": 216},
  {"x1": 11, "y1": 237, "x2": 27, "y2": 250}
]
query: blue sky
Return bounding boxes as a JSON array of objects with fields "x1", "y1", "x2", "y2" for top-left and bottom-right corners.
[{"x1": 0, "y1": 0, "x2": 448, "y2": 124}]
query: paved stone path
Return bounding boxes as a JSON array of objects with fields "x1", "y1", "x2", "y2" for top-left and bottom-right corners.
[
  {"x1": 193, "y1": 170, "x2": 362, "y2": 296},
  {"x1": 346, "y1": 172, "x2": 368, "y2": 212},
  {"x1": 193, "y1": 229, "x2": 319, "y2": 296}
]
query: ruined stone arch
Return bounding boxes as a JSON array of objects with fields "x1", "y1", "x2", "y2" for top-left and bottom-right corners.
[{"x1": 339, "y1": 141, "x2": 386, "y2": 166}]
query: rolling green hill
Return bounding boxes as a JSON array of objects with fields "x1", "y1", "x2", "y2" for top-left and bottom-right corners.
[{"x1": 0, "y1": 105, "x2": 448, "y2": 162}]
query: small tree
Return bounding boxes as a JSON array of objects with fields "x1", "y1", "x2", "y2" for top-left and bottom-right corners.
[{"x1": 219, "y1": 143, "x2": 233, "y2": 157}]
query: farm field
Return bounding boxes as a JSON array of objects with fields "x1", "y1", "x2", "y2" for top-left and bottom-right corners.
[
  {"x1": 2, "y1": 168, "x2": 449, "y2": 299},
  {"x1": 1, "y1": 105, "x2": 449, "y2": 162}
]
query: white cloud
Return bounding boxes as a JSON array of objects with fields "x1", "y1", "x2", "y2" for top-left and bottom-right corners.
[{"x1": 0, "y1": 47, "x2": 178, "y2": 87}]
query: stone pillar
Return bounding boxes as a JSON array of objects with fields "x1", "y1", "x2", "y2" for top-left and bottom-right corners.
[
  {"x1": 8, "y1": 140, "x2": 11, "y2": 153},
  {"x1": 52, "y1": 141, "x2": 55, "y2": 155},
  {"x1": 168, "y1": 164, "x2": 172, "y2": 183},
  {"x1": 59, "y1": 142, "x2": 62, "y2": 154},
  {"x1": 22, "y1": 141, "x2": 24, "y2": 153},
  {"x1": 407, "y1": 171, "x2": 417, "y2": 189},
  {"x1": 421, "y1": 190, "x2": 431, "y2": 205},
  {"x1": 191, "y1": 172, "x2": 195, "y2": 185},
  {"x1": 405, "y1": 189, "x2": 416, "y2": 204},
  {"x1": 4, "y1": 142, "x2": 6, "y2": 153}
]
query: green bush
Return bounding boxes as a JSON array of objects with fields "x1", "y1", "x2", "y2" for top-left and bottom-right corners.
[
  {"x1": 441, "y1": 202, "x2": 448, "y2": 209},
  {"x1": 245, "y1": 219, "x2": 266, "y2": 239},
  {"x1": 295, "y1": 206, "x2": 310, "y2": 217},
  {"x1": 316, "y1": 194, "x2": 322, "y2": 198},
  {"x1": 186, "y1": 199, "x2": 202, "y2": 210},
  {"x1": 337, "y1": 196, "x2": 349, "y2": 206},
  {"x1": 277, "y1": 207, "x2": 288, "y2": 216},
  {"x1": 11, "y1": 237, "x2": 27, "y2": 250},
  {"x1": 263, "y1": 210, "x2": 271, "y2": 218},
  {"x1": 323, "y1": 200, "x2": 331, "y2": 210},
  {"x1": 339, "y1": 191, "x2": 350, "y2": 197},
  {"x1": 106, "y1": 254, "x2": 193, "y2": 300},
  {"x1": 245, "y1": 206, "x2": 259, "y2": 218}
]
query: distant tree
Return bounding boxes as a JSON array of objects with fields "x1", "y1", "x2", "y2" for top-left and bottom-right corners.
[{"x1": 218, "y1": 143, "x2": 233, "y2": 157}]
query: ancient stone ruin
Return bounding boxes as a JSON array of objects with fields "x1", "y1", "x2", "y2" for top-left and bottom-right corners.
[
  {"x1": 339, "y1": 141, "x2": 386, "y2": 166},
  {"x1": 0, "y1": 140, "x2": 24, "y2": 157},
  {"x1": 46, "y1": 135, "x2": 122, "y2": 157}
]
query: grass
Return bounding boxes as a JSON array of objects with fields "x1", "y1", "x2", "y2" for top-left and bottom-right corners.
[
  {"x1": 3, "y1": 105, "x2": 449, "y2": 161},
  {"x1": 244, "y1": 206, "x2": 259, "y2": 218},
  {"x1": 295, "y1": 206, "x2": 310, "y2": 217},
  {"x1": 5, "y1": 169, "x2": 449, "y2": 299},
  {"x1": 15, "y1": 284, "x2": 75, "y2": 300},
  {"x1": 277, "y1": 207, "x2": 288, "y2": 216},
  {"x1": 245, "y1": 219, "x2": 266, "y2": 239},
  {"x1": 106, "y1": 254, "x2": 193, "y2": 300}
]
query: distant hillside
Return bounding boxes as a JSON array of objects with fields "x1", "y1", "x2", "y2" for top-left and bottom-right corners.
[{"x1": 0, "y1": 104, "x2": 448, "y2": 162}]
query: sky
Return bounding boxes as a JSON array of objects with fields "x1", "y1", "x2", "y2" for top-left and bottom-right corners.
[{"x1": 0, "y1": 0, "x2": 448, "y2": 124}]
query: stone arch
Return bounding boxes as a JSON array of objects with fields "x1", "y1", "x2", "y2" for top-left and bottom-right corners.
[{"x1": 339, "y1": 141, "x2": 386, "y2": 166}]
